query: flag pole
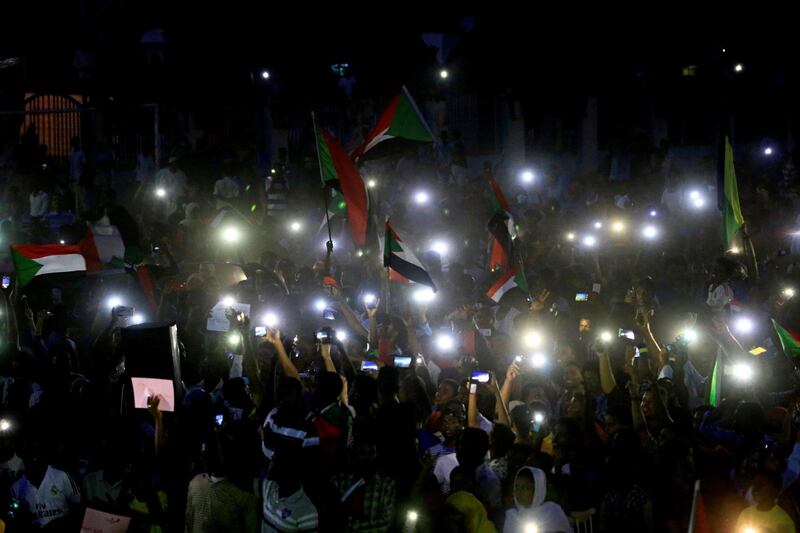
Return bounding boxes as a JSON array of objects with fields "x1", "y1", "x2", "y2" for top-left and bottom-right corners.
[
  {"x1": 311, "y1": 112, "x2": 334, "y2": 270},
  {"x1": 383, "y1": 216, "x2": 390, "y2": 314}
]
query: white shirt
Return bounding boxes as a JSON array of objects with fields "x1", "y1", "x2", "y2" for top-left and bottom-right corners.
[
  {"x1": 11, "y1": 466, "x2": 80, "y2": 528},
  {"x1": 262, "y1": 480, "x2": 318, "y2": 533},
  {"x1": 29, "y1": 191, "x2": 49, "y2": 217},
  {"x1": 434, "y1": 453, "x2": 459, "y2": 494},
  {"x1": 68, "y1": 150, "x2": 86, "y2": 182},
  {"x1": 214, "y1": 176, "x2": 240, "y2": 209}
]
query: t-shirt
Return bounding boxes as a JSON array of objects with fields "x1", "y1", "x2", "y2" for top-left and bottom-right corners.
[
  {"x1": 81, "y1": 469, "x2": 123, "y2": 508},
  {"x1": 29, "y1": 192, "x2": 49, "y2": 218},
  {"x1": 68, "y1": 150, "x2": 86, "y2": 182},
  {"x1": 11, "y1": 466, "x2": 80, "y2": 528},
  {"x1": 262, "y1": 480, "x2": 318, "y2": 533},
  {"x1": 433, "y1": 453, "x2": 459, "y2": 494},
  {"x1": 735, "y1": 504, "x2": 796, "y2": 533}
]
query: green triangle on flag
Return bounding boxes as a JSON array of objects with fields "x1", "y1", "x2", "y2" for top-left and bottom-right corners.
[
  {"x1": 772, "y1": 319, "x2": 800, "y2": 359},
  {"x1": 723, "y1": 136, "x2": 745, "y2": 249}
]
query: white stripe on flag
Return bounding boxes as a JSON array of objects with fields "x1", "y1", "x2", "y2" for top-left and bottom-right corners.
[{"x1": 35, "y1": 254, "x2": 86, "y2": 276}]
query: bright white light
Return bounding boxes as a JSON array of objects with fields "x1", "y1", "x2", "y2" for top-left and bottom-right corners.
[
  {"x1": 523, "y1": 331, "x2": 543, "y2": 349},
  {"x1": 689, "y1": 190, "x2": 700, "y2": 200},
  {"x1": 430, "y1": 240, "x2": 449, "y2": 256},
  {"x1": 743, "y1": 528, "x2": 756, "y2": 533},
  {"x1": 734, "y1": 63, "x2": 744, "y2": 73},
  {"x1": 263, "y1": 313, "x2": 278, "y2": 328},
  {"x1": 314, "y1": 299, "x2": 328, "y2": 312},
  {"x1": 764, "y1": 147, "x2": 773, "y2": 156},
  {"x1": 649, "y1": 210, "x2": 657, "y2": 217},
  {"x1": 0, "y1": 419, "x2": 10, "y2": 432},
  {"x1": 531, "y1": 353, "x2": 547, "y2": 368},
  {"x1": 533, "y1": 412, "x2": 544, "y2": 424},
  {"x1": 692, "y1": 197, "x2": 706, "y2": 208},
  {"x1": 221, "y1": 226, "x2": 241, "y2": 243},
  {"x1": 600, "y1": 331, "x2": 613, "y2": 343},
  {"x1": 682, "y1": 329, "x2": 698, "y2": 342},
  {"x1": 289, "y1": 221, "x2": 302, "y2": 232},
  {"x1": 611, "y1": 221, "x2": 625, "y2": 233},
  {"x1": 524, "y1": 523, "x2": 539, "y2": 533},
  {"x1": 436, "y1": 334, "x2": 455, "y2": 351},
  {"x1": 731, "y1": 362, "x2": 753, "y2": 382},
  {"x1": 413, "y1": 287, "x2": 436, "y2": 303},
  {"x1": 367, "y1": 179, "x2": 377, "y2": 188},
  {"x1": 227, "y1": 332, "x2": 241, "y2": 347},
  {"x1": 407, "y1": 510, "x2": 419, "y2": 523},
  {"x1": 221, "y1": 296, "x2": 235, "y2": 307},
  {"x1": 414, "y1": 191, "x2": 430, "y2": 204},
  {"x1": 734, "y1": 317, "x2": 754, "y2": 334},
  {"x1": 155, "y1": 187, "x2": 166, "y2": 198},
  {"x1": 59, "y1": 240, "x2": 65, "y2": 244},
  {"x1": 439, "y1": 69, "x2": 449, "y2": 79},
  {"x1": 271, "y1": 168, "x2": 276, "y2": 174},
  {"x1": 642, "y1": 225, "x2": 658, "y2": 239},
  {"x1": 593, "y1": 221, "x2": 603, "y2": 229},
  {"x1": 261, "y1": 70, "x2": 270, "y2": 80},
  {"x1": 521, "y1": 170, "x2": 534, "y2": 183},
  {"x1": 131, "y1": 314, "x2": 145, "y2": 325},
  {"x1": 566, "y1": 232, "x2": 575, "y2": 241},
  {"x1": 363, "y1": 293, "x2": 377, "y2": 306},
  {"x1": 336, "y1": 330, "x2": 348, "y2": 342},
  {"x1": 728, "y1": 246, "x2": 741, "y2": 254},
  {"x1": 356, "y1": 250, "x2": 364, "y2": 257},
  {"x1": 582, "y1": 235, "x2": 597, "y2": 247},
  {"x1": 783, "y1": 288, "x2": 795, "y2": 299},
  {"x1": 107, "y1": 296, "x2": 122, "y2": 309}
]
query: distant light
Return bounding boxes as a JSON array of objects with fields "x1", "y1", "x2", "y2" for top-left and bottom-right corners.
[
  {"x1": 221, "y1": 296, "x2": 235, "y2": 307},
  {"x1": 263, "y1": 313, "x2": 278, "y2": 328},
  {"x1": 728, "y1": 246, "x2": 741, "y2": 254},
  {"x1": 649, "y1": 210, "x2": 658, "y2": 217},
  {"x1": 566, "y1": 232, "x2": 575, "y2": 241},
  {"x1": 367, "y1": 179, "x2": 377, "y2": 188},
  {"x1": 414, "y1": 191, "x2": 430, "y2": 204},
  {"x1": 611, "y1": 221, "x2": 625, "y2": 233},
  {"x1": 533, "y1": 412, "x2": 544, "y2": 424},
  {"x1": 413, "y1": 287, "x2": 436, "y2": 303},
  {"x1": 599, "y1": 331, "x2": 613, "y2": 343},
  {"x1": 271, "y1": 168, "x2": 276, "y2": 174},
  {"x1": 221, "y1": 226, "x2": 241, "y2": 243},
  {"x1": 336, "y1": 330, "x2": 348, "y2": 342},
  {"x1": 436, "y1": 334, "x2": 455, "y2": 351},
  {"x1": 356, "y1": 249, "x2": 364, "y2": 257},
  {"x1": 407, "y1": 510, "x2": 419, "y2": 523},
  {"x1": 582, "y1": 235, "x2": 597, "y2": 248},
  {"x1": 764, "y1": 147, "x2": 773, "y2": 156},
  {"x1": 521, "y1": 170, "x2": 534, "y2": 183},
  {"x1": 681, "y1": 329, "x2": 698, "y2": 342},
  {"x1": 0, "y1": 419, "x2": 10, "y2": 432},
  {"x1": 722, "y1": 48, "x2": 726, "y2": 53},
  {"x1": 642, "y1": 225, "x2": 658, "y2": 239},
  {"x1": 261, "y1": 70, "x2": 270, "y2": 80},
  {"x1": 227, "y1": 332, "x2": 241, "y2": 347},
  {"x1": 430, "y1": 240, "x2": 449, "y2": 256},
  {"x1": 593, "y1": 221, "x2": 603, "y2": 229},
  {"x1": 131, "y1": 314, "x2": 145, "y2": 325},
  {"x1": 59, "y1": 240, "x2": 65, "y2": 244},
  {"x1": 531, "y1": 353, "x2": 547, "y2": 368},
  {"x1": 155, "y1": 187, "x2": 167, "y2": 198},
  {"x1": 439, "y1": 69, "x2": 449, "y2": 79},
  {"x1": 734, "y1": 63, "x2": 744, "y2": 73},
  {"x1": 731, "y1": 362, "x2": 753, "y2": 382},
  {"x1": 289, "y1": 221, "x2": 302, "y2": 233},
  {"x1": 523, "y1": 331, "x2": 543, "y2": 349},
  {"x1": 734, "y1": 316, "x2": 754, "y2": 334},
  {"x1": 107, "y1": 296, "x2": 122, "y2": 309},
  {"x1": 314, "y1": 299, "x2": 328, "y2": 312},
  {"x1": 783, "y1": 288, "x2": 795, "y2": 299}
]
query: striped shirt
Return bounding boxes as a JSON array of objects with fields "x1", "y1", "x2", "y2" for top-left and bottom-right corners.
[
  {"x1": 261, "y1": 480, "x2": 318, "y2": 533},
  {"x1": 261, "y1": 408, "x2": 320, "y2": 461}
]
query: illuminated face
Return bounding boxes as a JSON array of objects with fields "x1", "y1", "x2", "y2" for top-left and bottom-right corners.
[
  {"x1": 514, "y1": 472, "x2": 535, "y2": 508},
  {"x1": 441, "y1": 414, "x2": 464, "y2": 439},
  {"x1": 578, "y1": 318, "x2": 591, "y2": 333},
  {"x1": 640, "y1": 390, "x2": 657, "y2": 419},
  {"x1": 435, "y1": 383, "x2": 458, "y2": 405}
]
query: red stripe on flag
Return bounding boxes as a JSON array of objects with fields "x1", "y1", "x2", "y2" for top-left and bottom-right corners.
[
  {"x1": 136, "y1": 265, "x2": 158, "y2": 314},
  {"x1": 11, "y1": 244, "x2": 83, "y2": 260},
  {"x1": 490, "y1": 240, "x2": 509, "y2": 271},
  {"x1": 351, "y1": 93, "x2": 400, "y2": 161},
  {"x1": 489, "y1": 177, "x2": 510, "y2": 211}
]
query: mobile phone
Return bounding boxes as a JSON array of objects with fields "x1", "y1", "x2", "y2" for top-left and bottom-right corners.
[
  {"x1": 114, "y1": 306, "x2": 134, "y2": 318},
  {"x1": 749, "y1": 346, "x2": 767, "y2": 356},
  {"x1": 470, "y1": 371, "x2": 490, "y2": 384},
  {"x1": 1, "y1": 276, "x2": 9, "y2": 289},
  {"x1": 592, "y1": 283, "x2": 601, "y2": 294},
  {"x1": 479, "y1": 328, "x2": 492, "y2": 337},
  {"x1": 618, "y1": 328, "x2": 635, "y2": 341},
  {"x1": 532, "y1": 412, "x2": 546, "y2": 432},
  {"x1": 316, "y1": 329, "x2": 331, "y2": 344},
  {"x1": 634, "y1": 346, "x2": 641, "y2": 358},
  {"x1": 394, "y1": 356, "x2": 412, "y2": 368},
  {"x1": 361, "y1": 361, "x2": 378, "y2": 372},
  {"x1": 323, "y1": 309, "x2": 335, "y2": 321},
  {"x1": 254, "y1": 326, "x2": 266, "y2": 337},
  {"x1": 575, "y1": 292, "x2": 589, "y2": 302},
  {"x1": 214, "y1": 414, "x2": 224, "y2": 427}
]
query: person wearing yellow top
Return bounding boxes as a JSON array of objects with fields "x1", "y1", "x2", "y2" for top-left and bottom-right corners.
[{"x1": 735, "y1": 471, "x2": 796, "y2": 533}]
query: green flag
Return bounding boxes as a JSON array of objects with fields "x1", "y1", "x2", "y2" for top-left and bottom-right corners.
[
  {"x1": 772, "y1": 319, "x2": 800, "y2": 359},
  {"x1": 723, "y1": 136, "x2": 745, "y2": 249},
  {"x1": 708, "y1": 352, "x2": 721, "y2": 407}
]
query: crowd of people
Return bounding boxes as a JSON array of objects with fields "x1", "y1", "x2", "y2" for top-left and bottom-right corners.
[{"x1": 0, "y1": 122, "x2": 798, "y2": 533}]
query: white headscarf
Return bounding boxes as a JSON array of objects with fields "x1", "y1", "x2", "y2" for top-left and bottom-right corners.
[{"x1": 503, "y1": 467, "x2": 572, "y2": 533}]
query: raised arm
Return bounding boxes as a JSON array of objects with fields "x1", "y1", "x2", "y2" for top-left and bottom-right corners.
[{"x1": 266, "y1": 328, "x2": 299, "y2": 379}]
